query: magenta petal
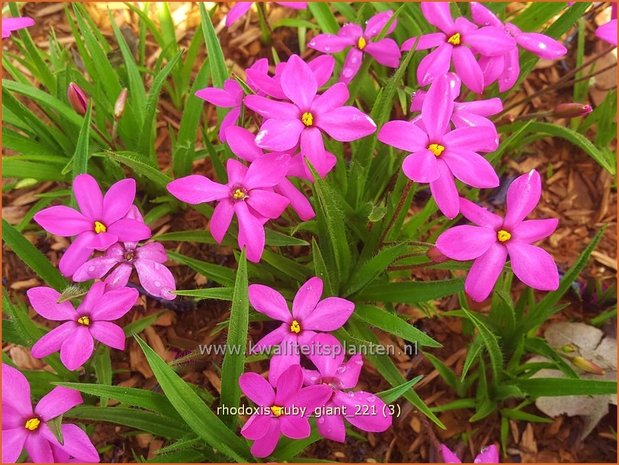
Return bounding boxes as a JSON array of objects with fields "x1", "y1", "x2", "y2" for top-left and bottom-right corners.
[
  {"x1": 308, "y1": 33, "x2": 353, "y2": 53},
  {"x1": 316, "y1": 106, "x2": 376, "y2": 141},
  {"x1": 378, "y1": 120, "x2": 428, "y2": 152},
  {"x1": 303, "y1": 297, "x2": 354, "y2": 331},
  {"x1": 34, "y1": 205, "x2": 91, "y2": 237},
  {"x1": 235, "y1": 201, "x2": 266, "y2": 263},
  {"x1": 307, "y1": 334, "x2": 345, "y2": 377},
  {"x1": 244, "y1": 153, "x2": 290, "y2": 189},
  {"x1": 2, "y1": 364, "x2": 32, "y2": 418},
  {"x1": 101, "y1": 178, "x2": 135, "y2": 224},
  {"x1": 209, "y1": 200, "x2": 234, "y2": 243},
  {"x1": 31, "y1": 322, "x2": 77, "y2": 359},
  {"x1": 308, "y1": 55, "x2": 336, "y2": 87},
  {"x1": 27, "y1": 287, "x2": 76, "y2": 321},
  {"x1": 402, "y1": 149, "x2": 440, "y2": 183},
  {"x1": 90, "y1": 287, "x2": 138, "y2": 321},
  {"x1": 240, "y1": 372, "x2": 276, "y2": 406},
  {"x1": 279, "y1": 416, "x2": 311, "y2": 439},
  {"x1": 253, "y1": 323, "x2": 289, "y2": 353},
  {"x1": 167, "y1": 175, "x2": 229, "y2": 204},
  {"x1": 470, "y1": 2, "x2": 502, "y2": 27},
  {"x1": 515, "y1": 31, "x2": 567, "y2": 60},
  {"x1": 195, "y1": 87, "x2": 237, "y2": 107},
  {"x1": 59, "y1": 232, "x2": 96, "y2": 277},
  {"x1": 54, "y1": 424, "x2": 99, "y2": 462},
  {"x1": 340, "y1": 48, "x2": 364, "y2": 84},
  {"x1": 247, "y1": 190, "x2": 289, "y2": 219},
  {"x1": 430, "y1": 161, "x2": 460, "y2": 219},
  {"x1": 498, "y1": 47, "x2": 520, "y2": 92},
  {"x1": 365, "y1": 39, "x2": 401, "y2": 67},
  {"x1": 479, "y1": 55, "x2": 505, "y2": 87},
  {"x1": 459, "y1": 198, "x2": 503, "y2": 229},
  {"x1": 24, "y1": 434, "x2": 54, "y2": 463},
  {"x1": 255, "y1": 118, "x2": 305, "y2": 152},
  {"x1": 440, "y1": 444, "x2": 462, "y2": 463},
  {"x1": 244, "y1": 95, "x2": 299, "y2": 119},
  {"x1": 219, "y1": 107, "x2": 241, "y2": 142},
  {"x1": 290, "y1": 384, "x2": 332, "y2": 411},
  {"x1": 457, "y1": 97, "x2": 503, "y2": 117},
  {"x1": 60, "y1": 326, "x2": 94, "y2": 370},
  {"x1": 281, "y1": 55, "x2": 317, "y2": 109},
  {"x1": 596, "y1": 19, "x2": 618, "y2": 46},
  {"x1": 417, "y1": 43, "x2": 452, "y2": 86},
  {"x1": 333, "y1": 390, "x2": 392, "y2": 432},
  {"x1": 465, "y1": 243, "x2": 508, "y2": 302},
  {"x1": 275, "y1": 180, "x2": 315, "y2": 221},
  {"x1": 225, "y1": 2, "x2": 252, "y2": 27},
  {"x1": 452, "y1": 46, "x2": 484, "y2": 94},
  {"x1": 311, "y1": 82, "x2": 349, "y2": 115},
  {"x1": 249, "y1": 419, "x2": 280, "y2": 458},
  {"x1": 422, "y1": 74, "x2": 454, "y2": 141},
  {"x1": 467, "y1": 26, "x2": 516, "y2": 56},
  {"x1": 507, "y1": 242, "x2": 559, "y2": 291},
  {"x1": 442, "y1": 149, "x2": 499, "y2": 188},
  {"x1": 338, "y1": 354, "x2": 363, "y2": 389},
  {"x1": 512, "y1": 218, "x2": 558, "y2": 243},
  {"x1": 72, "y1": 255, "x2": 120, "y2": 282},
  {"x1": 365, "y1": 10, "x2": 397, "y2": 38},
  {"x1": 402, "y1": 32, "x2": 446, "y2": 51},
  {"x1": 241, "y1": 414, "x2": 275, "y2": 441},
  {"x1": 35, "y1": 386, "x2": 82, "y2": 421},
  {"x1": 135, "y1": 242, "x2": 167, "y2": 263},
  {"x1": 421, "y1": 2, "x2": 455, "y2": 32},
  {"x1": 134, "y1": 259, "x2": 176, "y2": 300},
  {"x1": 248, "y1": 284, "x2": 291, "y2": 322},
  {"x1": 317, "y1": 410, "x2": 346, "y2": 442},
  {"x1": 504, "y1": 169, "x2": 541, "y2": 228},
  {"x1": 271, "y1": 353, "x2": 302, "y2": 396},
  {"x1": 1, "y1": 16, "x2": 34, "y2": 38},
  {"x1": 104, "y1": 263, "x2": 133, "y2": 289},
  {"x1": 292, "y1": 277, "x2": 323, "y2": 320},
  {"x1": 443, "y1": 126, "x2": 497, "y2": 153},
  {"x1": 275, "y1": 363, "x2": 304, "y2": 405},
  {"x1": 339, "y1": 23, "x2": 363, "y2": 41},
  {"x1": 225, "y1": 126, "x2": 262, "y2": 162},
  {"x1": 73, "y1": 174, "x2": 103, "y2": 220},
  {"x1": 2, "y1": 428, "x2": 28, "y2": 463},
  {"x1": 474, "y1": 444, "x2": 499, "y2": 464},
  {"x1": 436, "y1": 225, "x2": 496, "y2": 260}
]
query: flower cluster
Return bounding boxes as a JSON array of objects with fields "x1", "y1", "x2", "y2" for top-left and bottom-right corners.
[{"x1": 238, "y1": 277, "x2": 392, "y2": 457}]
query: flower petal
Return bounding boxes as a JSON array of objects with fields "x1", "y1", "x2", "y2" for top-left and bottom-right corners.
[
  {"x1": 255, "y1": 118, "x2": 305, "y2": 152},
  {"x1": 219, "y1": 107, "x2": 241, "y2": 142},
  {"x1": 240, "y1": 372, "x2": 276, "y2": 406},
  {"x1": 291, "y1": 384, "x2": 332, "y2": 411},
  {"x1": 421, "y1": 2, "x2": 455, "y2": 32},
  {"x1": 2, "y1": 428, "x2": 28, "y2": 463},
  {"x1": 35, "y1": 386, "x2": 82, "y2": 421},
  {"x1": 31, "y1": 322, "x2": 77, "y2": 359},
  {"x1": 504, "y1": 169, "x2": 541, "y2": 228},
  {"x1": 417, "y1": 43, "x2": 452, "y2": 86},
  {"x1": 316, "y1": 406, "x2": 346, "y2": 442},
  {"x1": 422, "y1": 74, "x2": 454, "y2": 141},
  {"x1": 378, "y1": 120, "x2": 428, "y2": 152},
  {"x1": 244, "y1": 153, "x2": 290, "y2": 189},
  {"x1": 299, "y1": 127, "x2": 331, "y2": 177},
  {"x1": 364, "y1": 39, "x2": 401, "y2": 67},
  {"x1": 512, "y1": 218, "x2": 558, "y2": 243},
  {"x1": 308, "y1": 33, "x2": 354, "y2": 53},
  {"x1": 340, "y1": 48, "x2": 364, "y2": 84},
  {"x1": 316, "y1": 106, "x2": 376, "y2": 142},
  {"x1": 292, "y1": 277, "x2": 323, "y2": 320},
  {"x1": 209, "y1": 200, "x2": 235, "y2": 243},
  {"x1": 104, "y1": 263, "x2": 133, "y2": 289},
  {"x1": 338, "y1": 354, "x2": 363, "y2": 389},
  {"x1": 244, "y1": 94, "x2": 299, "y2": 119},
  {"x1": 280, "y1": 416, "x2": 311, "y2": 439},
  {"x1": 303, "y1": 297, "x2": 355, "y2": 331},
  {"x1": 27, "y1": 287, "x2": 76, "y2": 321},
  {"x1": 195, "y1": 86, "x2": 237, "y2": 108},
  {"x1": 402, "y1": 32, "x2": 446, "y2": 51},
  {"x1": 466, "y1": 26, "x2": 516, "y2": 56},
  {"x1": 281, "y1": 55, "x2": 317, "y2": 109},
  {"x1": 514, "y1": 31, "x2": 567, "y2": 60},
  {"x1": 235, "y1": 201, "x2": 267, "y2": 263},
  {"x1": 332, "y1": 390, "x2": 392, "y2": 432},
  {"x1": 253, "y1": 323, "x2": 290, "y2": 353},
  {"x1": 497, "y1": 47, "x2": 520, "y2": 92},
  {"x1": 430, "y1": 161, "x2": 460, "y2": 219},
  {"x1": 33, "y1": 206, "x2": 91, "y2": 237},
  {"x1": 225, "y1": 2, "x2": 252, "y2": 26},
  {"x1": 2, "y1": 364, "x2": 32, "y2": 418},
  {"x1": 311, "y1": 82, "x2": 349, "y2": 115},
  {"x1": 272, "y1": 354, "x2": 303, "y2": 398},
  {"x1": 595, "y1": 19, "x2": 618, "y2": 46},
  {"x1": 73, "y1": 174, "x2": 103, "y2": 220},
  {"x1": 241, "y1": 414, "x2": 276, "y2": 440},
  {"x1": 248, "y1": 190, "x2": 290, "y2": 219},
  {"x1": 365, "y1": 10, "x2": 397, "y2": 38},
  {"x1": 72, "y1": 255, "x2": 120, "y2": 282},
  {"x1": 24, "y1": 434, "x2": 54, "y2": 463},
  {"x1": 474, "y1": 444, "x2": 499, "y2": 464},
  {"x1": 1, "y1": 16, "x2": 34, "y2": 38},
  {"x1": 58, "y1": 232, "x2": 96, "y2": 277},
  {"x1": 308, "y1": 55, "x2": 336, "y2": 87},
  {"x1": 90, "y1": 287, "x2": 139, "y2": 321},
  {"x1": 443, "y1": 126, "x2": 497, "y2": 153},
  {"x1": 60, "y1": 326, "x2": 94, "y2": 370},
  {"x1": 307, "y1": 333, "x2": 345, "y2": 377},
  {"x1": 101, "y1": 178, "x2": 136, "y2": 224},
  {"x1": 507, "y1": 242, "x2": 559, "y2": 291},
  {"x1": 402, "y1": 149, "x2": 440, "y2": 183},
  {"x1": 441, "y1": 149, "x2": 499, "y2": 188},
  {"x1": 89, "y1": 321, "x2": 126, "y2": 350},
  {"x1": 459, "y1": 198, "x2": 503, "y2": 229},
  {"x1": 249, "y1": 284, "x2": 291, "y2": 322},
  {"x1": 135, "y1": 242, "x2": 167, "y2": 263},
  {"x1": 440, "y1": 444, "x2": 462, "y2": 463},
  {"x1": 275, "y1": 180, "x2": 315, "y2": 221},
  {"x1": 465, "y1": 243, "x2": 507, "y2": 302},
  {"x1": 167, "y1": 175, "x2": 229, "y2": 204},
  {"x1": 470, "y1": 2, "x2": 502, "y2": 27},
  {"x1": 436, "y1": 225, "x2": 496, "y2": 260},
  {"x1": 225, "y1": 126, "x2": 263, "y2": 162},
  {"x1": 52, "y1": 424, "x2": 99, "y2": 462},
  {"x1": 452, "y1": 46, "x2": 484, "y2": 94},
  {"x1": 134, "y1": 259, "x2": 176, "y2": 300},
  {"x1": 249, "y1": 419, "x2": 280, "y2": 458}
]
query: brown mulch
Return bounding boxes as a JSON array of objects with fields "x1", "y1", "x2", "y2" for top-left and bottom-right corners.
[{"x1": 2, "y1": 2, "x2": 617, "y2": 463}]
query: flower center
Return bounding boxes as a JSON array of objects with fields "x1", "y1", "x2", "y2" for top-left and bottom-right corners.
[
  {"x1": 290, "y1": 320, "x2": 301, "y2": 334},
  {"x1": 301, "y1": 112, "x2": 314, "y2": 127},
  {"x1": 497, "y1": 229, "x2": 512, "y2": 242},
  {"x1": 94, "y1": 221, "x2": 107, "y2": 234},
  {"x1": 428, "y1": 143, "x2": 445, "y2": 157},
  {"x1": 447, "y1": 32, "x2": 461, "y2": 46},
  {"x1": 271, "y1": 405, "x2": 284, "y2": 417},
  {"x1": 231, "y1": 187, "x2": 247, "y2": 201},
  {"x1": 24, "y1": 417, "x2": 41, "y2": 431},
  {"x1": 77, "y1": 315, "x2": 91, "y2": 326},
  {"x1": 357, "y1": 36, "x2": 367, "y2": 50},
  {"x1": 124, "y1": 251, "x2": 135, "y2": 262}
]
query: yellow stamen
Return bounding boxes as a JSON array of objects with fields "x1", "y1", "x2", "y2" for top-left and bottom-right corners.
[
  {"x1": 301, "y1": 112, "x2": 314, "y2": 127},
  {"x1": 77, "y1": 315, "x2": 90, "y2": 326},
  {"x1": 447, "y1": 32, "x2": 461, "y2": 46},
  {"x1": 25, "y1": 418, "x2": 41, "y2": 431},
  {"x1": 232, "y1": 188, "x2": 247, "y2": 200},
  {"x1": 357, "y1": 36, "x2": 367, "y2": 50},
  {"x1": 428, "y1": 143, "x2": 445, "y2": 157},
  {"x1": 271, "y1": 405, "x2": 284, "y2": 417},
  {"x1": 290, "y1": 320, "x2": 301, "y2": 334},
  {"x1": 497, "y1": 230, "x2": 511, "y2": 242},
  {"x1": 94, "y1": 221, "x2": 107, "y2": 234}
]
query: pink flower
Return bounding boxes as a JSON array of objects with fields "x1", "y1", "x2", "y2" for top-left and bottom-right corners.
[
  {"x1": 245, "y1": 55, "x2": 376, "y2": 178},
  {"x1": 1, "y1": 16, "x2": 34, "y2": 39},
  {"x1": 441, "y1": 444, "x2": 499, "y2": 463},
  {"x1": 2, "y1": 364, "x2": 99, "y2": 463},
  {"x1": 302, "y1": 334, "x2": 392, "y2": 442},
  {"x1": 167, "y1": 155, "x2": 290, "y2": 262},
  {"x1": 401, "y1": 2, "x2": 515, "y2": 93},
  {"x1": 33, "y1": 174, "x2": 152, "y2": 277},
  {"x1": 226, "y1": 2, "x2": 307, "y2": 27},
  {"x1": 436, "y1": 169, "x2": 559, "y2": 302},
  {"x1": 225, "y1": 125, "x2": 316, "y2": 220},
  {"x1": 596, "y1": 19, "x2": 617, "y2": 46},
  {"x1": 309, "y1": 11, "x2": 401, "y2": 83},
  {"x1": 28, "y1": 283, "x2": 139, "y2": 370},
  {"x1": 195, "y1": 78, "x2": 243, "y2": 142},
  {"x1": 67, "y1": 82, "x2": 88, "y2": 115},
  {"x1": 249, "y1": 277, "x2": 355, "y2": 384},
  {"x1": 239, "y1": 364, "x2": 331, "y2": 458},
  {"x1": 378, "y1": 74, "x2": 499, "y2": 219},
  {"x1": 470, "y1": 2, "x2": 567, "y2": 91}
]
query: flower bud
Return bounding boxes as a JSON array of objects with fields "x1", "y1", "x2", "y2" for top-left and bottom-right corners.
[
  {"x1": 114, "y1": 88, "x2": 128, "y2": 119},
  {"x1": 67, "y1": 82, "x2": 88, "y2": 115},
  {"x1": 427, "y1": 246, "x2": 449, "y2": 264},
  {"x1": 572, "y1": 356, "x2": 605, "y2": 375},
  {"x1": 553, "y1": 102, "x2": 592, "y2": 118}
]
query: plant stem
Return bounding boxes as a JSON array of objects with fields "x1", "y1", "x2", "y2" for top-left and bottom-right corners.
[{"x1": 379, "y1": 181, "x2": 412, "y2": 246}]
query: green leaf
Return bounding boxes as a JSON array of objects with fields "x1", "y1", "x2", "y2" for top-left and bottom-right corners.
[
  {"x1": 47, "y1": 416, "x2": 64, "y2": 445},
  {"x1": 135, "y1": 335, "x2": 252, "y2": 461},
  {"x1": 511, "y1": 378, "x2": 617, "y2": 397},
  {"x1": 98, "y1": 151, "x2": 172, "y2": 189},
  {"x1": 92, "y1": 345, "x2": 112, "y2": 408},
  {"x1": 462, "y1": 309, "x2": 503, "y2": 382},
  {"x1": 345, "y1": 244, "x2": 408, "y2": 296},
  {"x1": 357, "y1": 278, "x2": 463, "y2": 304},
  {"x1": 308, "y1": 2, "x2": 340, "y2": 33},
  {"x1": 200, "y1": 3, "x2": 228, "y2": 87},
  {"x1": 423, "y1": 352, "x2": 461, "y2": 392},
  {"x1": 174, "y1": 287, "x2": 234, "y2": 301},
  {"x1": 219, "y1": 251, "x2": 249, "y2": 427},
  {"x1": 63, "y1": 103, "x2": 92, "y2": 177},
  {"x1": 377, "y1": 375, "x2": 423, "y2": 404},
  {"x1": 2, "y1": 220, "x2": 67, "y2": 290},
  {"x1": 167, "y1": 250, "x2": 235, "y2": 287},
  {"x1": 500, "y1": 408, "x2": 552, "y2": 423}
]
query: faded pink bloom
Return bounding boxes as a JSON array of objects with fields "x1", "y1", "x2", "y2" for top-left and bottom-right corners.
[
  {"x1": 402, "y1": 2, "x2": 515, "y2": 93},
  {"x1": 67, "y1": 82, "x2": 88, "y2": 115},
  {"x1": 248, "y1": 277, "x2": 355, "y2": 384},
  {"x1": 2, "y1": 364, "x2": 99, "y2": 463},
  {"x1": 167, "y1": 155, "x2": 290, "y2": 262},
  {"x1": 226, "y1": 2, "x2": 307, "y2": 27},
  {"x1": 239, "y1": 364, "x2": 331, "y2": 458},
  {"x1": 1, "y1": 16, "x2": 34, "y2": 39},
  {"x1": 29, "y1": 283, "x2": 138, "y2": 370},
  {"x1": 33, "y1": 174, "x2": 152, "y2": 277},
  {"x1": 309, "y1": 11, "x2": 401, "y2": 83},
  {"x1": 440, "y1": 443, "x2": 499, "y2": 463},
  {"x1": 436, "y1": 169, "x2": 559, "y2": 302},
  {"x1": 378, "y1": 74, "x2": 499, "y2": 219},
  {"x1": 245, "y1": 55, "x2": 376, "y2": 178},
  {"x1": 470, "y1": 2, "x2": 567, "y2": 91},
  {"x1": 302, "y1": 334, "x2": 392, "y2": 442},
  {"x1": 225, "y1": 125, "x2": 316, "y2": 220},
  {"x1": 195, "y1": 78, "x2": 243, "y2": 142}
]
